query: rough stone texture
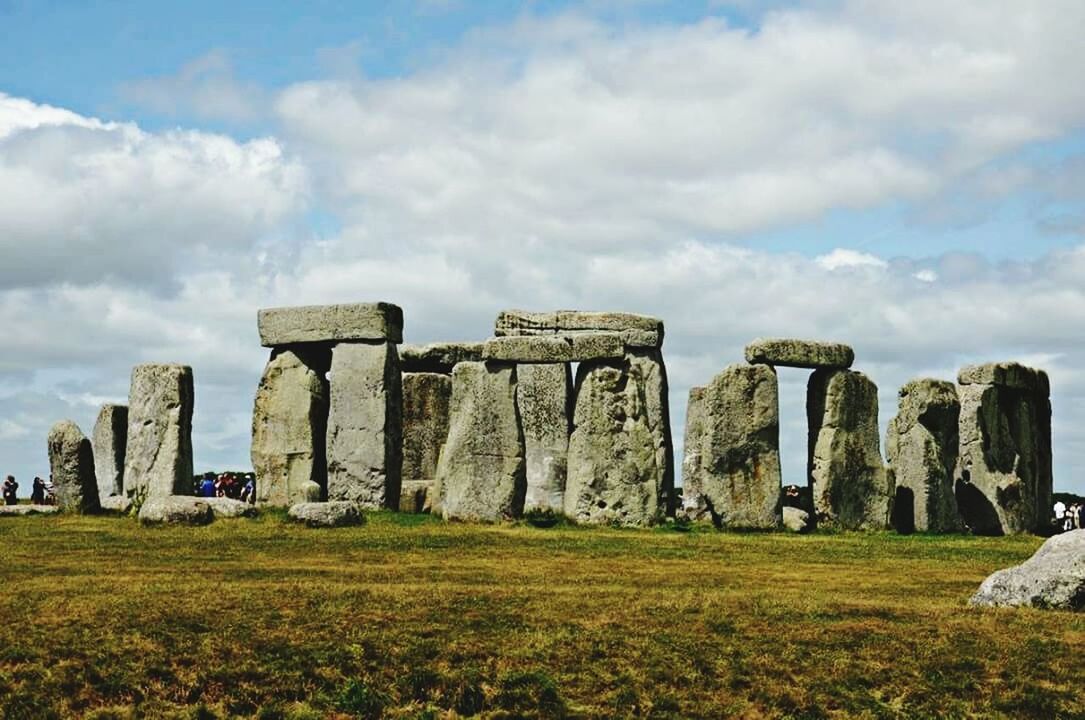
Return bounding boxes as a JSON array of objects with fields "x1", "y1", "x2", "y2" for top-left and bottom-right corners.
[
  {"x1": 970, "y1": 530, "x2": 1085, "y2": 610},
  {"x1": 401, "y1": 372, "x2": 453, "y2": 513},
  {"x1": 495, "y1": 310, "x2": 663, "y2": 348},
  {"x1": 204, "y1": 497, "x2": 259, "y2": 518},
  {"x1": 287, "y1": 501, "x2": 365, "y2": 527},
  {"x1": 678, "y1": 387, "x2": 708, "y2": 521},
  {"x1": 807, "y1": 369, "x2": 892, "y2": 530},
  {"x1": 124, "y1": 364, "x2": 194, "y2": 502},
  {"x1": 745, "y1": 338, "x2": 855, "y2": 370},
  {"x1": 0, "y1": 505, "x2": 60, "y2": 516},
  {"x1": 886, "y1": 379, "x2": 962, "y2": 534},
  {"x1": 955, "y1": 366, "x2": 1052, "y2": 536},
  {"x1": 251, "y1": 347, "x2": 330, "y2": 507},
  {"x1": 564, "y1": 350, "x2": 674, "y2": 526},
  {"x1": 692, "y1": 364, "x2": 782, "y2": 529},
  {"x1": 400, "y1": 342, "x2": 484, "y2": 374},
  {"x1": 959, "y1": 362, "x2": 1050, "y2": 396},
  {"x1": 482, "y1": 334, "x2": 624, "y2": 363},
  {"x1": 92, "y1": 404, "x2": 127, "y2": 499},
  {"x1": 517, "y1": 363, "x2": 571, "y2": 513},
  {"x1": 47, "y1": 420, "x2": 100, "y2": 513},
  {"x1": 434, "y1": 362, "x2": 525, "y2": 521},
  {"x1": 138, "y1": 496, "x2": 213, "y2": 525},
  {"x1": 326, "y1": 342, "x2": 402, "y2": 510},
  {"x1": 99, "y1": 495, "x2": 133, "y2": 514},
  {"x1": 783, "y1": 506, "x2": 811, "y2": 533},
  {"x1": 258, "y1": 302, "x2": 403, "y2": 346}
]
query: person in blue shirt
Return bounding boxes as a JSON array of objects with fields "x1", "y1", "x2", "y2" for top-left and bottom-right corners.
[{"x1": 199, "y1": 472, "x2": 216, "y2": 498}]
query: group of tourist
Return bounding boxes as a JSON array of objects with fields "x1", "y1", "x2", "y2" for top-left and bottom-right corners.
[
  {"x1": 2, "y1": 475, "x2": 55, "y2": 505},
  {"x1": 1053, "y1": 500, "x2": 1085, "y2": 532},
  {"x1": 196, "y1": 471, "x2": 256, "y2": 504}
]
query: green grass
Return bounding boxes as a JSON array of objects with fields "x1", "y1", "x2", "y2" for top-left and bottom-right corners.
[{"x1": 0, "y1": 513, "x2": 1082, "y2": 719}]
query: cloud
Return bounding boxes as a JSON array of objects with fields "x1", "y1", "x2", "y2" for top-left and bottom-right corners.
[{"x1": 816, "y1": 249, "x2": 889, "y2": 271}]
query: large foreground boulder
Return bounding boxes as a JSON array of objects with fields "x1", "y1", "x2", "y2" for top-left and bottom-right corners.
[
  {"x1": 970, "y1": 530, "x2": 1085, "y2": 610},
  {"x1": 287, "y1": 501, "x2": 364, "y2": 528},
  {"x1": 517, "y1": 363, "x2": 571, "y2": 513},
  {"x1": 125, "y1": 364, "x2": 194, "y2": 502},
  {"x1": 435, "y1": 362, "x2": 525, "y2": 521},
  {"x1": 92, "y1": 404, "x2": 127, "y2": 500},
  {"x1": 251, "y1": 347, "x2": 330, "y2": 506},
  {"x1": 47, "y1": 420, "x2": 100, "y2": 513},
  {"x1": 138, "y1": 496, "x2": 213, "y2": 525}
]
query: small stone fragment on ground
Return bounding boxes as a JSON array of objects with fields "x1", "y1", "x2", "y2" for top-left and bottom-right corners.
[
  {"x1": 287, "y1": 501, "x2": 365, "y2": 528},
  {"x1": 138, "y1": 496, "x2": 214, "y2": 525}
]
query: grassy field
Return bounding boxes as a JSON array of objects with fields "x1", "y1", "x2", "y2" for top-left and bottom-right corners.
[{"x1": 0, "y1": 513, "x2": 1082, "y2": 719}]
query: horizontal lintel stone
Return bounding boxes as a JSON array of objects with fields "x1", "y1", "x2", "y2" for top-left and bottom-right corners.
[
  {"x1": 495, "y1": 310, "x2": 663, "y2": 348},
  {"x1": 744, "y1": 338, "x2": 854, "y2": 370},
  {"x1": 482, "y1": 333, "x2": 624, "y2": 363},
  {"x1": 958, "y1": 362, "x2": 1050, "y2": 396},
  {"x1": 258, "y1": 303, "x2": 403, "y2": 347},
  {"x1": 400, "y1": 342, "x2": 484, "y2": 373}
]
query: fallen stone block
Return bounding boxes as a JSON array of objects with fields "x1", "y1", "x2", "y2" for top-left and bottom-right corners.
[
  {"x1": 93, "y1": 404, "x2": 127, "y2": 500},
  {"x1": 518, "y1": 363, "x2": 571, "y2": 513},
  {"x1": 400, "y1": 342, "x2": 484, "y2": 373},
  {"x1": 783, "y1": 506, "x2": 811, "y2": 533},
  {"x1": 495, "y1": 310, "x2": 663, "y2": 348},
  {"x1": 745, "y1": 338, "x2": 854, "y2": 370},
  {"x1": 204, "y1": 497, "x2": 259, "y2": 518},
  {"x1": 287, "y1": 501, "x2": 365, "y2": 528},
  {"x1": 482, "y1": 333, "x2": 624, "y2": 363},
  {"x1": 48, "y1": 420, "x2": 100, "y2": 513},
  {"x1": 99, "y1": 495, "x2": 133, "y2": 514},
  {"x1": 0, "y1": 505, "x2": 60, "y2": 517},
  {"x1": 258, "y1": 302, "x2": 403, "y2": 346},
  {"x1": 958, "y1": 362, "x2": 1050, "y2": 396},
  {"x1": 970, "y1": 529, "x2": 1085, "y2": 610},
  {"x1": 125, "y1": 364, "x2": 194, "y2": 502},
  {"x1": 138, "y1": 496, "x2": 214, "y2": 525}
]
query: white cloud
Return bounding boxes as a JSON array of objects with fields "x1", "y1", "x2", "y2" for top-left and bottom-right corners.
[{"x1": 816, "y1": 248, "x2": 889, "y2": 271}]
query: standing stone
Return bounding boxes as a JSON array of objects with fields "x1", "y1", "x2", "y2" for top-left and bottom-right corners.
[
  {"x1": 251, "y1": 347, "x2": 331, "y2": 507},
  {"x1": 434, "y1": 362, "x2": 525, "y2": 521},
  {"x1": 125, "y1": 364, "x2": 194, "y2": 501},
  {"x1": 401, "y1": 372, "x2": 453, "y2": 513},
  {"x1": 679, "y1": 387, "x2": 708, "y2": 520},
  {"x1": 807, "y1": 369, "x2": 891, "y2": 530},
  {"x1": 885, "y1": 379, "x2": 961, "y2": 533},
  {"x1": 47, "y1": 420, "x2": 99, "y2": 513},
  {"x1": 955, "y1": 362, "x2": 1052, "y2": 535},
  {"x1": 517, "y1": 363, "x2": 571, "y2": 513},
  {"x1": 696, "y1": 364, "x2": 782, "y2": 529},
  {"x1": 92, "y1": 404, "x2": 127, "y2": 499},
  {"x1": 326, "y1": 342, "x2": 402, "y2": 510},
  {"x1": 565, "y1": 350, "x2": 674, "y2": 526}
]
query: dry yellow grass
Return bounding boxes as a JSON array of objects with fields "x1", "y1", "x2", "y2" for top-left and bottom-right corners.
[{"x1": 0, "y1": 512, "x2": 1082, "y2": 719}]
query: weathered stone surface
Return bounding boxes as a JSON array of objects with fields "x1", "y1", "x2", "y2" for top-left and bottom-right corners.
[
  {"x1": 517, "y1": 363, "x2": 571, "y2": 513},
  {"x1": 138, "y1": 496, "x2": 213, "y2": 525},
  {"x1": 0, "y1": 505, "x2": 60, "y2": 517},
  {"x1": 92, "y1": 404, "x2": 127, "y2": 499},
  {"x1": 204, "y1": 497, "x2": 259, "y2": 518},
  {"x1": 434, "y1": 362, "x2": 525, "y2": 521},
  {"x1": 807, "y1": 369, "x2": 891, "y2": 529},
  {"x1": 565, "y1": 351, "x2": 674, "y2": 526},
  {"x1": 400, "y1": 342, "x2": 484, "y2": 373},
  {"x1": 251, "y1": 347, "x2": 330, "y2": 507},
  {"x1": 783, "y1": 506, "x2": 811, "y2": 533},
  {"x1": 258, "y1": 302, "x2": 403, "y2": 346},
  {"x1": 959, "y1": 362, "x2": 1050, "y2": 396},
  {"x1": 287, "y1": 501, "x2": 364, "y2": 527},
  {"x1": 326, "y1": 342, "x2": 402, "y2": 510},
  {"x1": 886, "y1": 379, "x2": 961, "y2": 533},
  {"x1": 955, "y1": 367, "x2": 1052, "y2": 535},
  {"x1": 47, "y1": 420, "x2": 100, "y2": 513},
  {"x1": 678, "y1": 387, "x2": 709, "y2": 521},
  {"x1": 401, "y1": 372, "x2": 452, "y2": 513},
  {"x1": 495, "y1": 310, "x2": 663, "y2": 348},
  {"x1": 99, "y1": 495, "x2": 133, "y2": 514},
  {"x1": 125, "y1": 364, "x2": 194, "y2": 502},
  {"x1": 482, "y1": 334, "x2": 624, "y2": 363},
  {"x1": 691, "y1": 364, "x2": 782, "y2": 529},
  {"x1": 970, "y1": 530, "x2": 1085, "y2": 610},
  {"x1": 745, "y1": 338, "x2": 855, "y2": 370}
]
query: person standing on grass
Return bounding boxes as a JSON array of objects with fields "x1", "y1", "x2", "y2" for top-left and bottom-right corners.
[
  {"x1": 1053, "y1": 500, "x2": 1066, "y2": 532},
  {"x1": 2, "y1": 475, "x2": 18, "y2": 505},
  {"x1": 240, "y1": 474, "x2": 255, "y2": 504},
  {"x1": 31, "y1": 476, "x2": 45, "y2": 504}
]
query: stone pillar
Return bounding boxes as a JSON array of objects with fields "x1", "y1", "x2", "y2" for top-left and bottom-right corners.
[
  {"x1": 434, "y1": 361, "x2": 525, "y2": 521},
  {"x1": 326, "y1": 342, "x2": 402, "y2": 509},
  {"x1": 48, "y1": 420, "x2": 100, "y2": 513},
  {"x1": 955, "y1": 362, "x2": 1052, "y2": 535},
  {"x1": 125, "y1": 364, "x2": 194, "y2": 501},
  {"x1": 886, "y1": 379, "x2": 961, "y2": 533},
  {"x1": 251, "y1": 347, "x2": 331, "y2": 506},
  {"x1": 92, "y1": 404, "x2": 127, "y2": 499},
  {"x1": 807, "y1": 368, "x2": 891, "y2": 529},
  {"x1": 517, "y1": 363, "x2": 571, "y2": 513},
  {"x1": 401, "y1": 372, "x2": 453, "y2": 513},
  {"x1": 565, "y1": 350, "x2": 673, "y2": 526},
  {"x1": 696, "y1": 363, "x2": 782, "y2": 529},
  {"x1": 679, "y1": 386, "x2": 708, "y2": 520}
]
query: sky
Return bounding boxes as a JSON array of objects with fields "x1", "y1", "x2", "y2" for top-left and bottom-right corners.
[{"x1": 1, "y1": 0, "x2": 1084, "y2": 496}]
